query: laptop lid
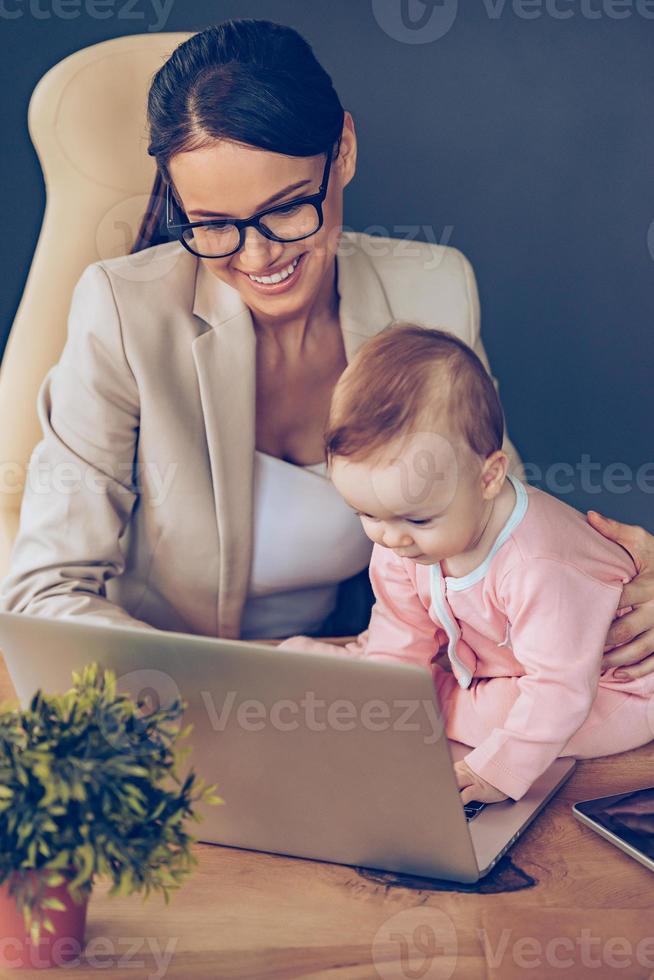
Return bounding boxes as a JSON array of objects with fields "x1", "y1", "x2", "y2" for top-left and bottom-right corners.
[{"x1": 0, "y1": 611, "x2": 485, "y2": 882}]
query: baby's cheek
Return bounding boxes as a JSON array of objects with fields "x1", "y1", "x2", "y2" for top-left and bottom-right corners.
[
  {"x1": 416, "y1": 529, "x2": 438, "y2": 552},
  {"x1": 361, "y1": 520, "x2": 383, "y2": 545}
]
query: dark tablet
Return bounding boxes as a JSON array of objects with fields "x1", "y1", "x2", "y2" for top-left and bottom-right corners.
[{"x1": 573, "y1": 787, "x2": 654, "y2": 872}]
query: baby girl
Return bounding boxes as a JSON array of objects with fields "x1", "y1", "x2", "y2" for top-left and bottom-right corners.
[{"x1": 281, "y1": 323, "x2": 654, "y2": 805}]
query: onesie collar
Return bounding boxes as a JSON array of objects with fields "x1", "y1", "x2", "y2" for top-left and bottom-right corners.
[{"x1": 440, "y1": 473, "x2": 529, "y2": 592}]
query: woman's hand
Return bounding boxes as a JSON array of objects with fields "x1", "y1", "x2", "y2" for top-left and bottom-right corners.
[
  {"x1": 587, "y1": 511, "x2": 654, "y2": 680},
  {"x1": 454, "y1": 759, "x2": 509, "y2": 805}
]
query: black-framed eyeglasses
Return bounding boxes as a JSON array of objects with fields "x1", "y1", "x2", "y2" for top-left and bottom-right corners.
[{"x1": 165, "y1": 140, "x2": 338, "y2": 259}]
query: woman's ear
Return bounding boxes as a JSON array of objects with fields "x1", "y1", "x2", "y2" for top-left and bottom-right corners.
[
  {"x1": 480, "y1": 451, "x2": 510, "y2": 500},
  {"x1": 338, "y1": 112, "x2": 357, "y2": 189}
]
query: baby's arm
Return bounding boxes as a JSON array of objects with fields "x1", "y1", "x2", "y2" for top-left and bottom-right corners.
[
  {"x1": 279, "y1": 544, "x2": 443, "y2": 667},
  {"x1": 463, "y1": 557, "x2": 624, "y2": 800}
]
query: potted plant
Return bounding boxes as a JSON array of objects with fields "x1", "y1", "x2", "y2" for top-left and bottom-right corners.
[{"x1": 0, "y1": 661, "x2": 223, "y2": 969}]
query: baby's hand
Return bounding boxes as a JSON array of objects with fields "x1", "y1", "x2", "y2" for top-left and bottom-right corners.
[{"x1": 454, "y1": 759, "x2": 510, "y2": 805}]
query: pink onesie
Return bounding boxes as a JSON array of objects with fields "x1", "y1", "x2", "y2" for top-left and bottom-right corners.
[{"x1": 281, "y1": 474, "x2": 654, "y2": 799}]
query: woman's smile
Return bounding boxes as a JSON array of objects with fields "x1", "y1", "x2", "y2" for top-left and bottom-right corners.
[{"x1": 237, "y1": 251, "x2": 308, "y2": 295}]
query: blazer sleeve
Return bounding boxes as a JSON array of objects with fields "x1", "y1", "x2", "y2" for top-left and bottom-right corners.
[
  {"x1": 458, "y1": 250, "x2": 525, "y2": 481},
  {"x1": 0, "y1": 263, "x2": 157, "y2": 631},
  {"x1": 462, "y1": 557, "x2": 624, "y2": 800}
]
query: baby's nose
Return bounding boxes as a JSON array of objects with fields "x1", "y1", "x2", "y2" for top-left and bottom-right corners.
[{"x1": 382, "y1": 526, "x2": 413, "y2": 549}]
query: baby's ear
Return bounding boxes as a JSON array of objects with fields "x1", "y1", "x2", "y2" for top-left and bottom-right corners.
[{"x1": 480, "y1": 451, "x2": 509, "y2": 499}]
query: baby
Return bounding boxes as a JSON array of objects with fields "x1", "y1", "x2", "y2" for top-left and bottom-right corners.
[{"x1": 281, "y1": 323, "x2": 654, "y2": 805}]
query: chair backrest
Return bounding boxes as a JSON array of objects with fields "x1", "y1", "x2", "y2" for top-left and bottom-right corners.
[{"x1": 0, "y1": 32, "x2": 191, "y2": 577}]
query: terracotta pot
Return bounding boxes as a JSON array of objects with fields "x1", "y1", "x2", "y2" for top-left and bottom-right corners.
[{"x1": 0, "y1": 869, "x2": 90, "y2": 969}]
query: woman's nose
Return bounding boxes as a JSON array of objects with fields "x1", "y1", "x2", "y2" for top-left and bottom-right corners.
[{"x1": 239, "y1": 225, "x2": 278, "y2": 268}]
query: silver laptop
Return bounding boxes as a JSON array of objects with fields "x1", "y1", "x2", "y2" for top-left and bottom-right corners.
[{"x1": 0, "y1": 611, "x2": 575, "y2": 883}]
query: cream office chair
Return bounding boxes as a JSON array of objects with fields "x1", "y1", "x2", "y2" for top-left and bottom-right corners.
[{"x1": 0, "y1": 32, "x2": 191, "y2": 578}]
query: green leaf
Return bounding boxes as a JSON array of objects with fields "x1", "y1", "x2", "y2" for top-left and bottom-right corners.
[
  {"x1": 37, "y1": 783, "x2": 59, "y2": 808},
  {"x1": 67, "y1": 844, "x2": 94, "y2": 890},
  {"x1": 44, "y1": 851, "x2": 70, "y2": 870},
  {"x1": 43, "y1": 873, "x2": 65, "y2": 888},
  {"x1": 111, "y1": 866, "x2": 135, "y2": 898},
  {"x1": 120, "y1": 764, "x2": 149, "y2": 778},
  {"x1": 70, "y1": 781, "x2": 86, "y2": 802},
  {"x1": 41, "y1": 897, "x2": 66, "y2": 912}
]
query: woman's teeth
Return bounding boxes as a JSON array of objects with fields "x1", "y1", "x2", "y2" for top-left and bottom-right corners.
[{"x1": 247, "y1": 255, "x2": 301, "y2": 284}]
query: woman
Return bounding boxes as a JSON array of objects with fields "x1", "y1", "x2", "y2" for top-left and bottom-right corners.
[{"x1": 1, "y1": 19, "x2": 653, "y2": 680}]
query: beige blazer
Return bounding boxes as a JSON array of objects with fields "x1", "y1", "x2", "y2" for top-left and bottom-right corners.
[{"x1": 0, "y1": 232, "x2": 523, "y2": 639}]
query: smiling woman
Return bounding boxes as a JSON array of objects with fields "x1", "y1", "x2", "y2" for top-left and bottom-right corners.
[{"x1": 1, "y1": 18, "x2": 652, "y2": 673}]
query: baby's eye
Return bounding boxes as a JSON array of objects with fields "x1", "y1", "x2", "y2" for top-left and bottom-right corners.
[{"x1": 407, "y1": 517, "x2": 435, "y2": 526}]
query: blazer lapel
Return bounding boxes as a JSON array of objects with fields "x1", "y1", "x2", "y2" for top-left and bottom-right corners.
[
  {"x1": 335, "y1": 234, "x2": 395, "y2": 362},
  {"x1": 191, "y1": 259, "x2": 256, "y2": 638},
  {"x1": 189, "y1": 233, "x2": 395, "y2": 638}
]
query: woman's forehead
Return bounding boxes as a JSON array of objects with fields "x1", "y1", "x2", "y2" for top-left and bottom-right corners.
[{"x1": 168, "y1": 141, "x2": 320, "y2": 216}]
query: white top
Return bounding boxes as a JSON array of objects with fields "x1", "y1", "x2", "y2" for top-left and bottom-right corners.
[{"x1": 239, "y1": 451, "x2": 373, "y2": 639}]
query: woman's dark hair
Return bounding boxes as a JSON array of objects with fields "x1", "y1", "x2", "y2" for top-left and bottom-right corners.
[{"x1": 130, "y1": 19, "x2": 346, "y2": 254}]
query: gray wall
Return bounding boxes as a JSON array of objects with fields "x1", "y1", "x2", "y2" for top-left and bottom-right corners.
[{"x1": 2, "y1": 0, "x2": 653, "y2": 529}]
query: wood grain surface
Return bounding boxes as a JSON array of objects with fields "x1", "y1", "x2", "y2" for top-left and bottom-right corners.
[{"x1": 0, "y1": 653, "x2": 652, "y2": 979}]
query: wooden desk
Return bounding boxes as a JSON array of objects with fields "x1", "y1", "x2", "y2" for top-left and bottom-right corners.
[{"x1": 0, "y1": 656, "x2": 652, "y2": 979}]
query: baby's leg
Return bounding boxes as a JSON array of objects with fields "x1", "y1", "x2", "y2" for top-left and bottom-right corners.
[
  {"x1": 432, "y1": 667, "x2": 654, "y2": 758},
  {"x1": 558, "y1": 681, "x2": 654, "y2": 758},
  {"x1": 432, "y1": 668, "x2": 524, "y2": 746}
]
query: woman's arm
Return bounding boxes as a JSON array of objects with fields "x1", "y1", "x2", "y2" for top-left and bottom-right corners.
[
  {"x1": 0, "y1": 264, "x2": 156, "y2": 631},
  {"x1": 587, "y1": 510, "x2": 654, "y2": 678}
]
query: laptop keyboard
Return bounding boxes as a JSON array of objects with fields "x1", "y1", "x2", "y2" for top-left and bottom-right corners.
[{"x1": 464, "y1": 800, "x2": 487, "y2": 822}]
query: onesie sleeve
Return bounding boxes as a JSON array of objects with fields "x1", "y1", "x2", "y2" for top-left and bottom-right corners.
[
  {"x1": 279, "y1": 544, "x2": 444, "y2": 667},
  {"x1": 363, "y1": 544, "x2": 444, "y2": 667},
  {"x1": 463, "y1": 557, "x2": 624, "y2": 800}
]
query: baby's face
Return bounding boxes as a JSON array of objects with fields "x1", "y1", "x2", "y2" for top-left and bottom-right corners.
[{"x1": 330, "y1": 430, "x2": 489, "y2": 565}]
